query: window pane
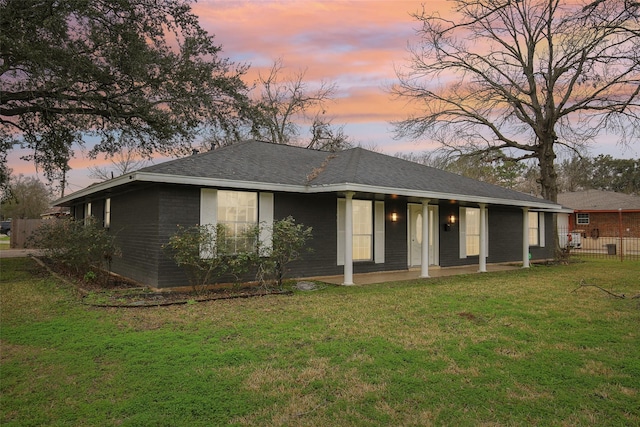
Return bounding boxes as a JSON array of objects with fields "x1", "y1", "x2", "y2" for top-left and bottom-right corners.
[
  {"x1": 465, "y1": 207, "x2": 480, "y2": 256},
  {"x1": 353, "y1": 236, "x2": 372, "y2": 260},
  {"x1": 528, "y1": 212, "x2": 539, "y2": 246},
  {"x1": 352, "y1": 200, "x2": 372, "y2": 261},
  {"x1": 217, "y1": 190, "x2": 258, "y2": 253},
  {"x1": 576, "y1": 213, "x2": 589, "y2": 225},
  {"x1": 466, "y1": 235, "x2": 479, "y2": 256}
]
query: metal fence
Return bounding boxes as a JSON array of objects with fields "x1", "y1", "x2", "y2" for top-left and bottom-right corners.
[{"x1": 558, "y1": 223, "x2": 640, "y2": 261}]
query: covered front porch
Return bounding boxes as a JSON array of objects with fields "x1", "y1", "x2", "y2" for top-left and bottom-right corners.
[{"x1": 314, "y1": 263, "x2": 523, "y2": 286}]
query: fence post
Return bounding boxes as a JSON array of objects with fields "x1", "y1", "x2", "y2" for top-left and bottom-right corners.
[{"x1": 618, "y1": 208, "x2": 623, "y2": 262}]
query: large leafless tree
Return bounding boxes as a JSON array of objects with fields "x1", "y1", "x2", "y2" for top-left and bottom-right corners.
[
  {"x1": 393, "y1": 0, "x2": 640, "y2": 202},
  {"x1": 253, "y1": 59, "x2": 351, "y2": 150}
]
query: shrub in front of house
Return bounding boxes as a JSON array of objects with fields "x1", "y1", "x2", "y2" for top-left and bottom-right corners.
[
  {"x1": 163, "y1": 223, "x2": 260, "y2": 293},
  {"x1": 164, "y1": 217, "x2": 313, "y2": 293},
  {"x1": 30, "y1": 217, "x2": 120, "y2": 280},
  {"x1": 257, "y1": 216, "x2": 313, "y2": 290}
]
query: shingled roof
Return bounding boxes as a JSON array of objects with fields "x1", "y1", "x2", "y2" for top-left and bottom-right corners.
[
  {"x1": 558, "y1": 190, "x2": 640, "y2": 211},
  {"x1": 56, "y1": 140, "x2": 561, "y2": 210}
]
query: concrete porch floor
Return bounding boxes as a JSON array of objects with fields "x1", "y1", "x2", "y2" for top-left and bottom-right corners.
[{"x1": 311, "y1": 263, "x2": 522, "y2": 285}]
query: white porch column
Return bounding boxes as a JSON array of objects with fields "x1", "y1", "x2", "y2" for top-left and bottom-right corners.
[
  {"x1": 343, "y1": 192, "x2": 354, "y2": 285},
  {"x1": 420, "y1": 199, "x2": 430, "y2": 278},
  {"x1": 522, "y1": 207, "x2": 530, "y2": 268},
  {"x1": 478, "y1": 203, "x2": 487, "y2": 272}
]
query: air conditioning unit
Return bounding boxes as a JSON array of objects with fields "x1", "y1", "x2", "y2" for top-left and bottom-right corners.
[
  {"x1": 559, "y1": 231, "x2": 582, "y2": 249},
  {"x1": 570, "y1": 232, "x2": 582, "y2": 248}
]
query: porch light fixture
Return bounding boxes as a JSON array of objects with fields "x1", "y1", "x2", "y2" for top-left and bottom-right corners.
[
  {"x1": 444, "y1": 214, "x2": 456, "y2": 232},
  {"x1": 391, "y1": 212, "x2": 398, "y2": 222}
]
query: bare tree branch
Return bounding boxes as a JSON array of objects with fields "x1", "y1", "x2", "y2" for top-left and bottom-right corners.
[{"x1": 392, "y1": 0, "x2": 640, "y2": 202}]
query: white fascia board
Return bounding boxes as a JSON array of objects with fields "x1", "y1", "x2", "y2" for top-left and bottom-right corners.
[
  {"x1": 135, "y1": 172, "x2": 307, "y2": 193},
  {"x1": 311, "y1": 183, "x2": 564, "y2": 211},
  {"x1": 53, "y1": 172, "x2": 311, "y2": 206},
  {"x1": 52, "y1": 174, "x2": 134, "y2": 206},
  {"x1": 53, "y1": 172, "x2": 564, "y2": 213},
  {"x1": 532, "y1": 206, "x2": 574, "y2": 214}
]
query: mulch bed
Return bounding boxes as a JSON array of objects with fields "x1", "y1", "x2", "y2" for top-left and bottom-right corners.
[
  {"x1": 30, "y1": 255, "x2": 292, "y2": 307},
  {"x1": 83, "y1": 287, "x2": 292, "y2": 308}
]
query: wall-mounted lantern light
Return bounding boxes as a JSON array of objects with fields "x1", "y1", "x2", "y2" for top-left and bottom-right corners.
[
  {"x1": 391, "y1": 212, "x2": 398, "y2": 222},
  {"x1": 444, "y1": 214, "x2": 456, "y2": 231}
]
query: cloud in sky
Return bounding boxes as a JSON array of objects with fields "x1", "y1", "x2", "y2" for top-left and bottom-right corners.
[
  {"x1": 6, "y1": 0, "x2": 637, "y2": 192},
  {"x1": 193, "y1": 0, "x2": 427, "y2": 127}
]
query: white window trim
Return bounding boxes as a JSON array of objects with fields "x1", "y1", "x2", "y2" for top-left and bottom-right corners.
[
  {"x1": 84, "y1": 202, "x2": 92, "y2": 225},
  {"x1": 199, "y1": 189, "x2": 273, "y2": 258},
  {"x1": 374, "y1": 201, "x2": 385, "y2": 264},
  {"x1": 200, "y1": 189, "x2": 218, "y2": 259},
  {"x1": 104, "y1": 198, "x2": 111, "y2": 228},
  {"x1": 258, "y1": 192, "x2": 274, "y2": 256},
  {"x1": 459, "y1": 206, "x2": 488, "y2": 258},
  {"x1": 529, "y1": 211, "x2": 540, "y2": 247},
  {"x1": 576, "y1": 213, "x2": 590, "y2": 225},
  {"x1": 337, "y1": 198, "x2": 385, "y2": 265},
  {"x1": 459, "y1": 207, "x2": 467, "y2": 258}
]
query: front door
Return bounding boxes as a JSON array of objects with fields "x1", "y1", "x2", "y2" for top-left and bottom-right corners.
[{"x1": 409, "y1": 204, "x2": 438, "y2": 267}]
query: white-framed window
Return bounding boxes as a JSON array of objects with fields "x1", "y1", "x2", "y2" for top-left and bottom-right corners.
[
  {"x1": 459, "y1": 206, "x2": 489, "y2": 258},
  {"x1": 352, "y1": 200, "x2": 373, "y2": 261},
  {"x1": 528, "y1": 211, "x2": 544, "y2": 246},
  {"x1": 576, "y1": 213, "x2": 589, "y2": 225},
  {"x1": 200, "y1": 189, "x2": 272, "y2": 258},
  {"x1": 337, "y1": 199, "x2": 385, "y2": 265},
  {"x1": 464, "y1": 207, "x2": 480, "y2": 256},
  {"x1": 104, "y1": 198, "x2": 111, "y2": 228},
  {"x1": 217, "y1": 190, "x2": 258, "y2": 253}
]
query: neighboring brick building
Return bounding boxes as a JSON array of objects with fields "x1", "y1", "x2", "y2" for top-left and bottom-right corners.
[{"x1": 558, "y1": 190, "x2": 640, "y2": 238}]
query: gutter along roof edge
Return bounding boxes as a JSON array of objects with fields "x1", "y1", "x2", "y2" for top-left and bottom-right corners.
[{"x1": 54, "y1": 172, "x2": 564, "y2": 212}]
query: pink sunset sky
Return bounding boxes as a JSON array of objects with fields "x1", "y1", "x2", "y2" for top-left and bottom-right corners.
[{"x1": 7, "y1": 0, "x2": 638, "y2": 194}]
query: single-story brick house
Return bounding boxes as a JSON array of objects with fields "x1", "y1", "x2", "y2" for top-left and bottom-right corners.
[
  {"x1": 54, "y1": 140, "x2": 563, "y2": 289},
  {"x1": 557, "y1": 190, "x2": 640, "y2": 252}
]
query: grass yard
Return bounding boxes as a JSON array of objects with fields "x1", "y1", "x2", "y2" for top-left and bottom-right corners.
[
  {"x1": 0, "y1": 235, "x2": 9, "y2": 250},
  {"x1": 1, "y1": 257, "x2": 639, "y2": 426}
]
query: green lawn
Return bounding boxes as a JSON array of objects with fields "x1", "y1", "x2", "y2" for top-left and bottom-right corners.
[
  {"x1": 1, "y1": 257, "x2": 639, "y2": 426},
  {"x1": 0, "y1": 235, "x2": 9, "y2": 250}
]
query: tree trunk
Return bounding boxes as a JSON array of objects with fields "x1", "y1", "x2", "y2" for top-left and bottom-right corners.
[
  {"x1": 537, "y1": 139, "x2": 563, "y2": 259},
  {"x1": 537, "y1": 140, "x2": 558, "y2": 203}
]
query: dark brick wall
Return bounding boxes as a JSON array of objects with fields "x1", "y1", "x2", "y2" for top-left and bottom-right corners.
[
  {"x1": 156, "y1": 185, "x2": 200, "y2": 288},
  {"x1": 384, "y1": 198, "x2": 408, "y2": 272},
  {"x1": 68, "y1": 183, "x2": 557, "y2": 288},
  {"x1": 438, "y1": 201, "x2": 465, "y2": 267},
  {"x1": 107, "y1": 187, "x2": 161, "y2": 287},
  {"x1": 437, "y1": 204, "x2": 554, "y2": 267},
  {"x1": 68, "y1": 191, "x2": 163, "y2": 287},
  {"x1": 91, "y1": 199, "x2": 105, "y2": 227},
  {"x1": 530, "y1": 212, "x2": 555, "y2": 260},
  {"x1": 274, "y1": 192, "x2": 342, "y2": 277},
  {"x1": 486, "y1": 207, "x2": 524, "y2": 263},
  {"x1": 275, "y1": 194, "x2": 410, "y2": 278}
]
